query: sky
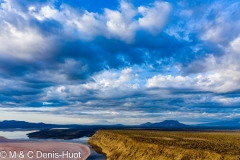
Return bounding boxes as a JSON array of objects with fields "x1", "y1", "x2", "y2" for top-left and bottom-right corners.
[{"x1": 0, "y1": 0, "x2": 239, "y2": 125}]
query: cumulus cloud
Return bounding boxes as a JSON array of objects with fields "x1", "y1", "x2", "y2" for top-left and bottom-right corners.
[
  {"x1": 146, "y1": 71, "x2": 240, "y2": 93},
  {"x1": 22, "y1": 0, "x2": 172, "y2": 43},
  {"x1": 0, "y1": 0, "x2": 240, "y2": 124},
  {"x1": 138, "y1": 1, "x2": 171, "y2": 34},
  {"x1": 104, "y1": 1, "x2": 138, "y2": 42},
  {"x1": 231, "y1": 36, "x2": 240, "y2": 54},
  {"x1": 0, "y1": 1, "x2": 55, "y2": 60},
  {"x1": 0, "y1": 22, "x2": 55, "y2": 60}
]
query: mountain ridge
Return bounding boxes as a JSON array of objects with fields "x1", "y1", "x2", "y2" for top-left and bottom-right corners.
[
  {"x1": 1, "y1": 119, "x2": 240, "y2": 129},
  {"x1": 141, "y1": 120, "x2": 189, "y2": 127}
]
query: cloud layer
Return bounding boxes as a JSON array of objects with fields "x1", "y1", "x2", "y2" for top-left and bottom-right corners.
[{"x1": 0, "y1": 0, "x2": 240, "y2": 124}]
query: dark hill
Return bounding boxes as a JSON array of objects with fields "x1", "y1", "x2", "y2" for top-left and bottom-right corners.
[
  {"x1": 141, "y1": 120, "x2": 188, "y2": 128},
  {"x1": 0, "y1": 120, "x2": 57, "y2": 129}
]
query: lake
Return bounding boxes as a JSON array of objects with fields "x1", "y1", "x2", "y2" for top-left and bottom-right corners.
[{"x1": 0, "y1": 130, "x2": 106, "y2": 160}]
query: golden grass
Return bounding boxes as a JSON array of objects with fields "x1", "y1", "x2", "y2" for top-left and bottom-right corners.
[{"x1": 88, "y1": 130, "x2": 240, "y2": 160}]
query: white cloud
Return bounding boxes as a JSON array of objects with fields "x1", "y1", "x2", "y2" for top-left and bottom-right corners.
[
  {"x1": 27, "y1": 0, "x2": 172, "y2": 42},
  {"x1": 104, "y1": 3, "x2": 137, "y2": 42},
  {"x1": 212, "y1": 97, "x2": 240, "y2": 105},
  {"x1": 41, "y1": 84, "x2": 88, "y2": 101},
  {"x1": 146, "y1": 75, "x2": 192, "y2": 88},
  {"x1": 84, "y1": 68, "x2": 141, "y2": 98},
  {"x1": 119, "y1": 68, "x2": 133, "y2": 81},
  {"x1": 146, "y1": 70, "x2": 240, "y2": 93},
  {"x1": 30, "y1": 5, "x2": 64, "y2": 21},
  {"x1": 40, "y1": 67, "x2": 142, "y2": 101},
  {"x1": 199, "y1": 2, "x2": 239, "y2": 44},
  {"x1": 70, "y1": 11, "x2": 103, "y2": 39},
  {"x1": 172, "y1": 34, "x2": 240, "y2": 93},
  {"x1": 104, "y1": 0, "x2": 172, "y2": 42},
  {"x1": 231, "y1": 36, "x2": 240, "y2": 54},
  {"x1": 0, "y1": 22, "x2": 54, "y2": 60},
  {"x1": 0, "y1": 1, "x2": 56, "y2": 60},
  {"x1": 1, "y1": 0, "x2": 26, "y2": 18},
  {"x1": 29, "y1": 4, "x2": 103, "y2": 41},
  {"x1": 201, "y1": 27, "x2": 225, "y2": 42},
  {"x1": 138, "y1": 1, "x2": 172, "y2": 34}
]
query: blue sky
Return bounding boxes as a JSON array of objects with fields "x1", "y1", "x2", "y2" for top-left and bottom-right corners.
[{"x1": 0, "y1": 0, "x2": 239, "y2": 125}]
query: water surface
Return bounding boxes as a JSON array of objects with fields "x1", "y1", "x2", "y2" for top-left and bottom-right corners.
[
  {"x1": 0, "y1": 130, "x2": 38, "y2": 139},
  {"x1": 0, "y1": 130, "x2": 106, "y2": 160}
]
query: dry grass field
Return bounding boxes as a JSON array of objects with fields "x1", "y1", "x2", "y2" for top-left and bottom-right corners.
[{"x1": 88, "y1": 130, "x2": 240, "y2": 160}]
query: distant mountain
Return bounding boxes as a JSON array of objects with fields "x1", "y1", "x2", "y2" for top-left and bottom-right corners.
[
  {"x1": 0, "y1": 120, "x2": 126, "y2": 129},
  {"x1": 0, "y1": 120, "x2": 58, "y2": 129},
  {"x1": 4, "y1": 119, "x2": 240, "y2": 130},
  {"x1": 141, "y1": 120, "x2": 189, "y2": 127},
  {"x1": 198, "y1": 119, "x2": 240, "y2": 127}
]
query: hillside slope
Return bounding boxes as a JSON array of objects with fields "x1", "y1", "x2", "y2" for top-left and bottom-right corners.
[{"x1": 88, "y1": 130, "x2": 240, "y2": 160}]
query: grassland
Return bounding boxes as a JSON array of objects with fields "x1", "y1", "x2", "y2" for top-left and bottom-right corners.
[{"x1": 88, "y1": 130, "x2": 240, "y2": 160}]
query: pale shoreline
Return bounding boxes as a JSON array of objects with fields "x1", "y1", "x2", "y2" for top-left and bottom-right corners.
[{"x1": 0, "y1": 137, "x2": 90, "y2": 160}]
